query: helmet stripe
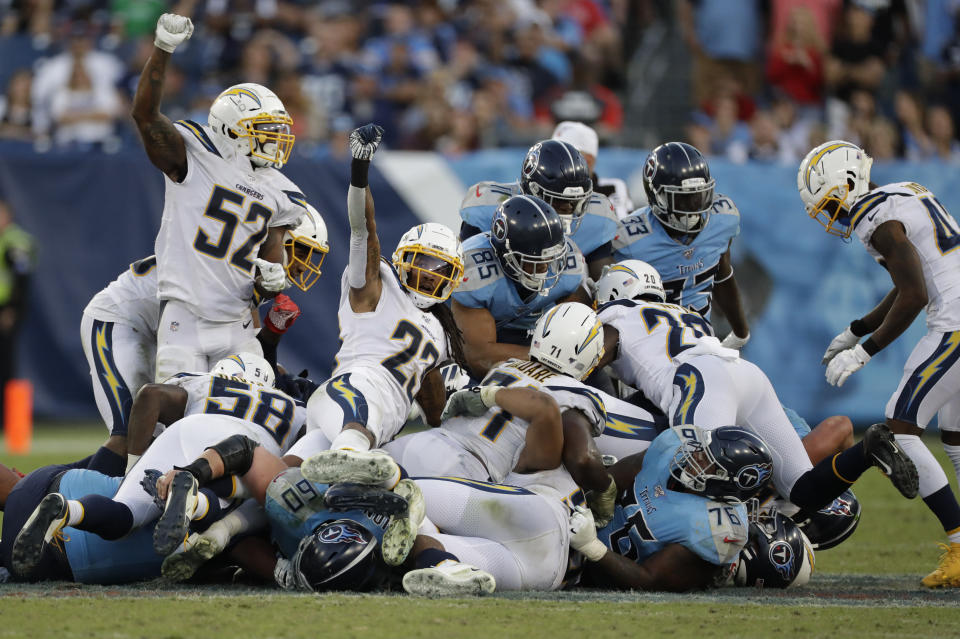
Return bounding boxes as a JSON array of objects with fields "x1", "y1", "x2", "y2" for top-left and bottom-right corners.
[{"x1": 804, "y1": 142, "x2": 858, "y2": 192}]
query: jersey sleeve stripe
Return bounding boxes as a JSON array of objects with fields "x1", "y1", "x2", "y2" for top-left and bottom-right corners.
[
  {"x1": 282, "y1": 190, "x2": 308, "y2": 209},
  {"x1": 175, "y1": 120, "x2": 222, "y2": 157},
  {"x1": 850, "y1": 192, "x2": 897, "y2": 230}
]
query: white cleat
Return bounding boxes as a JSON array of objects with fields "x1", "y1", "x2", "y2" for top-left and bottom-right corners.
[
  {"x1": 381, "y1": 479, "x2": 425, "y2": 566},
  {"x1": 402, "y1": 560, "x2": 496, "y2": 597},
  {"x1": 301, "y1": 449, "x2": 399, "y2": 487},
  {"x1": 161, "y1": 523, "x2": 231, "y2": 581}
]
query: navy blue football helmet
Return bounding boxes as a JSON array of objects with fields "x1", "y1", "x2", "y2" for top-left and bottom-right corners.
[
  {"x1": 643, "y1": 142, "x2": 715, "y2": 234},
  {"x1": 792, "y1": 489, "x2": 861, "y2": 550},
  {"x1": 519, "y1": 140, "x2": 593, "y2": 234},
  {"x1": 734, "y1": 512, "x2": 815, "y2": 589},
  {"x1": 671, "y1": 425, "x2": 773, "y2": 503},
  {"x1": 490, "y1": 194, "x2": 567, "y2": 294},
  {"x1": 291, "y1": 519, "x2": 389, "y2": 592}
]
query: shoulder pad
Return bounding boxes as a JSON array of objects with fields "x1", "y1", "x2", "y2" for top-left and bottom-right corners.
[
  {"x1": 711, "y1": 194, "x2": 740, "y2": 217},
  {"x1": 586, "y1": 192, "x2": 618, "y2": 221},
  {"x1": 174, "y1": 120, "x2": 222, "y2": 157},
  {"x1": 460, "y1": 181, "x2": 517, "y2": 209},
  {"x1": 702, "y1": 500, "x2": 749, "y2": 565}
]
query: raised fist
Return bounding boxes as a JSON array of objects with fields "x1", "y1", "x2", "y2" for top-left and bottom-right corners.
[
  {"x1": 349, "y1": 123, "x2": 384, "y2": 161},
  {"x1": 155, "y1": 13, "x2": 193, "y2": 53}
]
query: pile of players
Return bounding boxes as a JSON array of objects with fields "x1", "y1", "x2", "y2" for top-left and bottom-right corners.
[{"x1": 4, "y1": 12, "x2": 960, "y2": 594}]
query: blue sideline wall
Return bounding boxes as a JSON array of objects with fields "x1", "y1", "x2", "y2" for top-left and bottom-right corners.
[{"x1": 0, "y1": 142, "x2": 955, "y2": 427}]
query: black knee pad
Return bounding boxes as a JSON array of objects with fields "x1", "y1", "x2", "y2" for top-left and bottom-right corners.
[{"x1": 206, "y1": 435, "x2": 258, "y2": 476}]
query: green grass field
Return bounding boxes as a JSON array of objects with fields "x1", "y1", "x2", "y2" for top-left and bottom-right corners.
[{"x1": 2, "y1": 423, "x2": 959, "y2": 638}]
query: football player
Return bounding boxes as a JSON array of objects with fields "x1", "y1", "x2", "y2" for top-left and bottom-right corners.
[
  {"x1": 451, "y1": 195, "x2": 590, "y2": 378},
  {"x1": 132, "y1": 13, "x2": 311, "y2": 381},
  {"x1": 387, "y1": 302, "x2": 618, "y2": 522},
  {"x1": 612, "y1": 142, "x2": 750, "y2": 348},
  {"x1": 301, "y1": 124, "x2": 466, "y2": 487},
  {"x1": 9, "y1": 353, "x2": 301, "y2": 576},
  {"x1": 551, "y1": 121, "x2": 635, "y2": 220},
  {"x1": 593, "y1": 259, "x2": 918, "y2": 516},
  {"x1": 152, "y1": 440, "x2": 423, "y2": 590},
  {"x1": 798, "y1": 140, "x2": 960, "y2": 587},
  {"x1": 459, "y1": 139, "x2": 619, "y2": 280},
  {"x1": 732, "y1": 511, "x2": 816, "y2": 589},
  {"x1": 572, "y1": 425, "x2": 773, "y2": 592}
]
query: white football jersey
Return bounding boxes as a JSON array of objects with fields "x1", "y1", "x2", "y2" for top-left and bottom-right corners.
[
  {"x1": 83, "y1": 256, "x2": 161, "y2": 339},
  {"x1": 442, "y1": 359, "x2": 607, "y2": 483},
  {"x1": 156, "y1": 120, "x2": 306, "y2": 321},
  {"x1": 597, "y1": 299, "x2": 715, "y2": 411},
  {"x1": 851, "y1": 182, "x2": 960, "y2": 331},
  {"x1": 332, "y1": 259, "x2": 449, "y2": 415},
  {"x1": 169, "y1": 372, "x2": 305, "y2": 454}
]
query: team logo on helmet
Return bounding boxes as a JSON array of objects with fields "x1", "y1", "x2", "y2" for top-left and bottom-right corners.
[
  {"x1": 768, "y1": 540, "x2": 796, "y2": 579},
  {"x1": 818, "y1": 496, "x2": 854, "y2": 517},
  {"x1": 319, "y1": 523, "x2": 368, "y2": 545},
  {"x1": 643, "y1": 155, "x2": 658, "y2": 183},
  {"x1": 522, "y1": 143, "x2": 542, "y2": 178},
  {"x1": 492, "y1": 215, "x2": 507, "y2": 241},
  {"x1": 218, "y1": 87, "x2": 263, "y2": 111},
  {"x1": 735, "y1": 464, "x2": 772, "y2": 490}
]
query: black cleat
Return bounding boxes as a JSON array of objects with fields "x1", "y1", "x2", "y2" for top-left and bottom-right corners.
[
  {"x1": 11, "y1": 493, "x2": 68, "y2": 578},
  {"x1": 863, "y1": 423, "x2": 919, "y2": 499},
  {"x1": 153, "y1": 472, "x2": 199, "y2": 556},
  {"x1": 323, "y1": 482, "x2": 409, "y2": 516}
]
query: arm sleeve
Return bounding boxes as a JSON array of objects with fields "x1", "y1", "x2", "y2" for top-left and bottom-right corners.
[{"x1": 346, "y1": 184, "x2": 368, "y2": 289}]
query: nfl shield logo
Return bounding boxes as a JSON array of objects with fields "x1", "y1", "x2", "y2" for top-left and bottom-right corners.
[{"x1": 682, "y1": 247, "x2": 695, "y2": 260}]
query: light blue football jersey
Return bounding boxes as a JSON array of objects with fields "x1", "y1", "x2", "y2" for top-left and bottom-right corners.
[
  {"x1": 596, "y1": 427, "x2": 748, "y2": 567},
  {"x1": 264, "y1": 468, "x2": 391, "y2": 559},
  {"x1": 612, "y1": 195, "x2": 740, "y2": 319},
  {"x1": 59, "y1": 470, "x2": 162, "y2": 584},
  {"x1": 459, "y1": 180, "x2": 619, "y2": 260},
  {"x1": 452, "y1": 232, "x2": 586, "y2": 344}
]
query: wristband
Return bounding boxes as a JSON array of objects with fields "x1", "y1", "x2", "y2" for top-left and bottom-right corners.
[
  {"x1": 580, "y1": 538, "x2": 609, "y2": 562},
  {"x1": 350, "y1": 159, "x2": 370, "y2": 188},
  {"x1": 479, "y1": 385, "x2": 500, "y2": 408},
  {"x1": 849, "y1": 319, "x2": 870, "y2": 337},
  {"x1": 862, "y1": 337, "x2": 881, "y2": 357}
]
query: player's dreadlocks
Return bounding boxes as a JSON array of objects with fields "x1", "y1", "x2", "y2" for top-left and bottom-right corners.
[{"x1": 428, "y1": 302, "x2": 468, "y2": 370}]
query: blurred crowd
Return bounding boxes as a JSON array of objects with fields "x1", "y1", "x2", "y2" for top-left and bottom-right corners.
[
  {"x1": 680, "y1": 0, "x2": 960, "y2": 164},
  {"x1": 1, "y1": 0, "x2": 959, "y2": 164},
  {"x1": 0, "y1": 0, "x2": 629, "y2": 156}
]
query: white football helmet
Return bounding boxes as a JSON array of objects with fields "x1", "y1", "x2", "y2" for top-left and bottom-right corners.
[
  {"x1": 797, "y1": 140, "x2": 873, "y2": 239},
  {"x1": 208, "y1": 83, "x2": 295, "y2": 169},
  {"x1": 284, "y1": 203, "x2": 329, "y2": 292},
  {"x1": 595, "y1": 260, "x2": 666, "y2": 305},
  {"x1": 211, "y1": 352, "x2": 275, "y2": 388},
  {"x1": 529, "y1": 302, "x2": 604, "y2": 380},
  {"x1": 392, "y1": 223, "x2": 465, "y2": 309}
]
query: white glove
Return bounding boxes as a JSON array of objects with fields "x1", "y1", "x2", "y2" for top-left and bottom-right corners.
[
  {"x1": 274, "y1": 556, "x2": 300, "y2": 591},
  {"x1": 825, "y1": 343, "x2": 871, "y2": 387},
  {"x1": 349, "y1": 123, "x2": 384, "y2": 161},
  {"x1": 569, "y1": 506, "x2": 608, "y2": 561},
  {"x1": 154, "y1": 13, "x2": 193, "y2": 53},
  {"x1": 440, "y1": 386, "x2": 499, "y2": 421},
  {"x1": 822, "y1": 326, "x2": 860, "y2": 365},
  {"x1": 253, "y1": 258, "x2": 289, "y2": 292},
  {"x1": 720, "y1": 331, "x2": 750, "y2": 350}
]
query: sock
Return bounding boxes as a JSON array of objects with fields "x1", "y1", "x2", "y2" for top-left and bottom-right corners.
[
  {"x1": 381, "y1": 465, "x2": 402, "y2": 491},
  {"x1": 85, "y1": 447, "x2": 126, "y2": 477},
  {"x1": 66, "y1": 499, "x2": 85, "y2": 525},
  {"x1": 788, "y1": 444, "x2": 867, "y2": 511},
  {"x1": 922, "y1": 486, "x2": 960, "y2": 541},
  {"x1": 193, "y1": 491, "x2": 211, "y2": 521},
  {"x1": 331, "y1": 429, "x2": 371, "y2": 452},
  {"x1": 415, "y1": 548, "x2": 459, "y2": 569},
  {"x1": 943, "y1": 443, "x2": 960, "y2": 486},
  {"x1": 895, "y1": 434, "x2": 949, "y2": 498},
  {"x1": 206, "y1": 476, "x2": 238, "y2": 500},
  {"x1": 126, "y1": 454, "x2": 140, "y2": 475},
  {"x1": 73, "y1": 495, "x2": 133, "y2": 540}
]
